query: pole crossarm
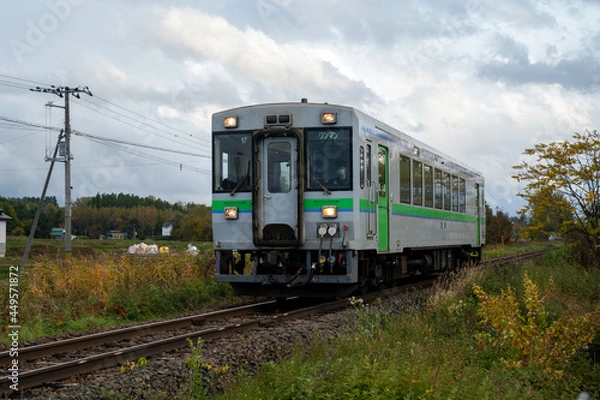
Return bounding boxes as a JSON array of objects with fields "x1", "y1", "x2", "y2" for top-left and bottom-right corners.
[{"x1": 30, "y1": 85, "x2": 93, "y2": 98}]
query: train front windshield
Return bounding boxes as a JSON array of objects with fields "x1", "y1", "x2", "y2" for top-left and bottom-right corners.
[
  {"x1": 306, "y1": 128, "x2": 352, "y2": 191},
  {"x1": 213, "y1": 132, "x2": 252, "y2": 192}
]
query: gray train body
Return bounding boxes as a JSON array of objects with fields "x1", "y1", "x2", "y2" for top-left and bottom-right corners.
[{"x1": 212, "y1": 101, "x2": 485, "y2": 298}]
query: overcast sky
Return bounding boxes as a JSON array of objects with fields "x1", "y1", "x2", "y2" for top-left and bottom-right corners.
[{"x1": 1, "y1": 0, "x2": 599, "y2": 216}]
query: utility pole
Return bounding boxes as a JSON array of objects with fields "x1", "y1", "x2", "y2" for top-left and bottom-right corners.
[
  {"x1": 20, "y1": 130, "x2": 64, "y2": 271},
  {"x1": 31, "y1": 85, "x2": 92, "y2": 261}
]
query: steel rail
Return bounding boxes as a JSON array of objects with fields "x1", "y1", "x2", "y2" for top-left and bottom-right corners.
[
  {"x1": 1, "y1": 282, "x2": 431, "y2": 392},
  {"x1": 0, "y1": 300, "x2": 276, "y2": 366}
]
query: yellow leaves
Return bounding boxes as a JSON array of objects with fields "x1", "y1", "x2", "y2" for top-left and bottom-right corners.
[
  {"x1": 473, "y1": 274, "x2": 599, "y2": 377},
  {"x1": 120, "y1": 357, "x2": 148, "y2": 374},
  {"x1": 513, "y1": 130, "x2": 600, "y2": 242}
]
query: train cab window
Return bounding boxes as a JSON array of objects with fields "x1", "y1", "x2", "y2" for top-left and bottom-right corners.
[
  {"x1": 399, "y1": 155, "x2": 411, "y2": 203},
  {"x1": 213, "y1": 132, "x2": 252, "y2": 192},
  {"x1": 306, "y1": 128, "x2": 352, "y2": 191},
  {"x1": 424, "y1": 165, "x2": 433, "y2": 208},
  {"x1": 451, "y1": 175, "x2": 459, "y2": 212},
  {"x1": 268, "y1": 142, "x2": 291, "y2": 193},
  {"x1": 434, "y1": 169, "x2": 443, "y2": 209},
  {"x1": 413, "y1": 160, "x2": 423, "y2": 206},
  {"x1": 443, "y1": 172, "x2": 451, "y2": 211},
  {"x1": 459, "y1": 178, "x2": 466, "y2": 213}
]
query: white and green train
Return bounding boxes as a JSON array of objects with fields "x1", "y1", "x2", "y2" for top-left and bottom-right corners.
[{"x1": 212, "y1": 100, "x2": 485, "y2": 298}]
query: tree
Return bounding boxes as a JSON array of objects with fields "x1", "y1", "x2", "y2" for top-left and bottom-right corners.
[
  {"x1": 485, "y1": 204, "x2": 513, "y2": 245},
  {"x1": 520, "y1": 191, "x2": 572, "y2": 240},
  {"x1": 513, "y1": 130, "x2": 600, "y2": 263},
  {"x1": 171, "y1": 204, "x2": 212, "y2": 241}
]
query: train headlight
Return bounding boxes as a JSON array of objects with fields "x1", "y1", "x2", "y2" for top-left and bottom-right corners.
[
  {"x1": 321, "y1": 112, "x2": 336, "y2": 125},
  {"x1": 224, "y1": 207, "x2": 239, "y2": 220},
  {"x1": 322, "y1": 205, "x2": 337, "y2": 219},
  {"x1": 223, "y1": 115, "x2": 238, "y2": 128}
]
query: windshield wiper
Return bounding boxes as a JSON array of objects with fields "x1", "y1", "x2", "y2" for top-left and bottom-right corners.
[
  {"x1": 229, "y1": 161, "x2": 251, "y2": 196},
  {"x1": 311, "y1": 172, "x2": 331, "y2": 195}
]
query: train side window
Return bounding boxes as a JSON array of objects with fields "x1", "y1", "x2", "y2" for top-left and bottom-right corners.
[
  {"x1": 434, "y1": 169, "x2": 443, "y2": 209},
  {"x1": 424, "y1": 165, "x2": 433, "y2": 208},
  {"x1": 443, "y1": 172, "x2": 451, "y2": 211},
  {"x1": 366, "y1": 144, "x2": 372, "y2": 186},
  {"x1": 451, "y1": 175, "x2": 459, "y2": 212},
  {"x1": 360, "y1": 146, "x2": 365, "y2": 189},
  {"x1": 459, "y1": 178, "x2": 466, "y2": 213},
  {"x1": 413, "y1": 160, "x2": 423, "y2": 206},
  {"x1": 399, "y1": 155, "x2": 411, "y2": 203}
]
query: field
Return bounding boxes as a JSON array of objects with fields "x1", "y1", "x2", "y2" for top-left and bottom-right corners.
[
  {"x1": 0, "y1": 238, "x2": 560, "y2": 344},
  {"x1": 0, "y1": 236, "x2": 232, "y2": 344},
  {"x1": 0, "y1": 235, "x2": 211, "y2": 268}
]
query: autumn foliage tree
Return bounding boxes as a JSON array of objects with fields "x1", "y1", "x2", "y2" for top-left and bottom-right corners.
[
  {"x1": 513, "y1": 130, "x2": 600, "y2": 265},
  {"x1": 485, "y1": 204, "x2": 513, "y2": 245},
  {"x1": 519, "y1": 191, "x2": 572, "y2": 240}
]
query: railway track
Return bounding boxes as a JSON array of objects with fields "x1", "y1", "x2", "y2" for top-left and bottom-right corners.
[
  {"x1": 1, "y1": 248, "x2": 553, "y2": 394},
  {"x1": 480, "y1": 248, "x2": 550, "y2": 267}
]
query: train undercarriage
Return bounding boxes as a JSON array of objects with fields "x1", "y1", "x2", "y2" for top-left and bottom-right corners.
[{"x1": 216, "y1": 246, "x2": 482, "y2": 298}]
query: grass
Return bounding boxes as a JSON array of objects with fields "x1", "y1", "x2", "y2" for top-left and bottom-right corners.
[
  {"x1": 0, "y1": 239, "x2": 236, "y2": 345},
  {"x1": 482, "y1": 240, "x2": 560, "y2": 260},
  {"x1": 214, "y1": 249, "x2": 600, "y2": 400}
]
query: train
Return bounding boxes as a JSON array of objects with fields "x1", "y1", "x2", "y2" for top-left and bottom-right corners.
[{"x1": 212, "y1": 100, "x2": 485, "y2": 298}]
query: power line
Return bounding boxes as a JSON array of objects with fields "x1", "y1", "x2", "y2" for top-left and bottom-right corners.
[
  {"x1": 0, "y1": 80, "x2": 32, "y2": 90},
  {"x1": 0, "y1": 73, "x2": 53, "y2": 87},
  {"x1": 0, "y1": 73, "x2": 211, "y2": 151},
  {"x1": 82, "y1": 95, "x2": 210, "y2": 148},
  {"x1": 72, "y1": 129, "x2": 209, "y2": 158},
  {"x1": 0, "y1": 115, "x2": 60, "y2": 131},
  {"x1": 0, "y1": 131, "x2": 39, "y2": 144},
  {"x1": 73, "y1": 99, "x2": 208, "y2": 152},
  {"x1": 0, "y1": 115, "x2": 207, "y2": 157},
  {"x1": 80, "y1": 135, "x2": 210, "y2": 174}
]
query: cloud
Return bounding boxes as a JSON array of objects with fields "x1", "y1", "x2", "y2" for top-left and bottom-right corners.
[
  {"x1": 153, "y1": 7, "x2": 378, "y2": 106},
  {"x1": 1, "y1": 0, "x2": 600, "y2": 217},
  {"x1": 478, "y1": 51, "x2": 600, "y2": 90}
]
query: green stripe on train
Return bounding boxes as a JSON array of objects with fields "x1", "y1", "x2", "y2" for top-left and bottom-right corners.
[
  {"x1": 213, "y1": 198, "x2": 355, "y2": 212},
  {"x1": 212, "y1": 199, "x2": 252, "y2": 212},
  {"x1": 303, "y1": 198, "x2": 353, "y2": 211},
  {"x1": 391, "y1": 203, "x2": 478, "y2": 222},
  {"x1": 359, "y1": 198, "x2": 376, "y2": 212}
]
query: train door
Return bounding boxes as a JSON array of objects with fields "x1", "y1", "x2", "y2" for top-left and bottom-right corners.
[
  {"x1": 366, "y1": 143, "x2": 377, "y2": 238},
  {"x1": 254, "y1": 136, "x2": 299, "y2": 246},
  {"x1": 377, "y1": 145, "x2": 389, "y2": 251}
]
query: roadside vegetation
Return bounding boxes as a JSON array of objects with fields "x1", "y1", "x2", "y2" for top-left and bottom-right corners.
[
  {"x1": 0, "y1": 240, "x2": 235, "y2": 344},
  {"x1": 209, "y1": 248, "x2": 600, "y2": 400},
  {"x1": 482, "y1": 240, "x2": 560, "y2": 260}
]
